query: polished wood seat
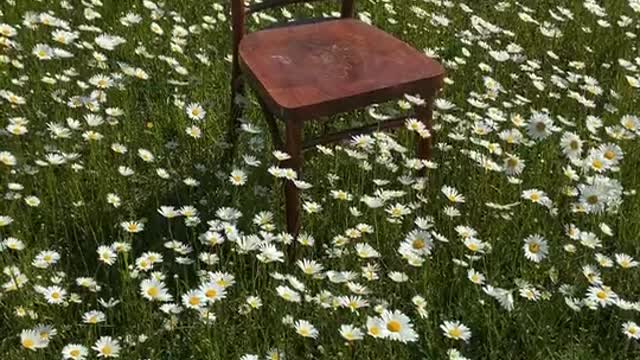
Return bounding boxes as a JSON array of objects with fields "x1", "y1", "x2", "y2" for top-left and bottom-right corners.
[{"x1": 239, "y1": 19, "x2": 445, "y2": 121}]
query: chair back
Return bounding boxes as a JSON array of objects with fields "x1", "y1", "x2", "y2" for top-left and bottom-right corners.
[{"x1": 231, "y1": 0, "x2": 356, "y2": 75}]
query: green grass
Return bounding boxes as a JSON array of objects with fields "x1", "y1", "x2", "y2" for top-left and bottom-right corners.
[{"x1": 1, "y1": 0, "x2": 640, "y2": 359}]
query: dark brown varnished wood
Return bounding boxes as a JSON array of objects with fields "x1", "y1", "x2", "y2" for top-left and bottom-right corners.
[
  {"x1": 239, "y1": 19, "x2": 444, "y2": 121},
  {"x1": 340, "y1": 0, "x2": 355, "y2": 18},
  {"x1": 283, "y1": 120, "x2": 303, "y2": 235},
  {"x1": 416, "y1": 93, "x2": 435, "y2": 161},
  {"x1": 227, "y1": 0, "x2": 247, "y2": 159},
  {"x1": 229, "y1": 0, "x2": 444, "y2": 236},
  {"x1": 259, "y1": 97, "x2": 285, "y2": 151}
]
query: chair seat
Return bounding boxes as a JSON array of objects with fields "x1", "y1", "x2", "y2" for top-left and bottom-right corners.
[{"x1": 239, "y1": 19, "x2": 445, "y2": 121}]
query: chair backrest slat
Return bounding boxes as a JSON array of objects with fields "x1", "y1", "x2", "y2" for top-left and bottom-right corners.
[{"x1": 247, "y1": 0, "x2": 328, "y2": 14}]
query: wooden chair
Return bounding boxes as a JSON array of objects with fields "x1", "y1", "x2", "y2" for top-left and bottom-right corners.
[{"x1": 229, "y1": 0, "x2": 445, "y2": 236}]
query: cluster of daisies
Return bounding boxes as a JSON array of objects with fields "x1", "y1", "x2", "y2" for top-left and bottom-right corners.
[{"x1": 1, "y1": 0, "x2": 640, "y2": 359}]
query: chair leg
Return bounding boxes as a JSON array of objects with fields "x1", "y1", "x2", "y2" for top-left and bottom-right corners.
[
  {"x1": 416, "y1": 94, "x2": 435, "y2": 161},
  {"x1": 283, "y1": 120, "x2": 303, "y2": 236},
  {"x1": 225, "y1": 73, "x2": 244, "y2": 163},
  {"x1": 258, "y1": 99, "x2": 284, "y2": 151}
]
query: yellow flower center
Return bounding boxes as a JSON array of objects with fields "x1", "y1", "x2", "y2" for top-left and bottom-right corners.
[
  {"x1": 623, "y1": 121, "x2": 636, "y2": 130},
  {"x1": 70, "y1": 349, "x2": 81, "y2": 357},
  {"x1": 412, "y1": 239, "x2": 425, "y2": 249},
  {"x1": 596, "y1": 290, "x2": 607, "y2": 300},
  {"x1": 102, "y1": 346, "x2": 112, "y2": 356},
  {"x1": 570, "y1": 141, "x2": 579, "y2": 150},
  {"x1": 449, "y1": 328, "x2": 462, "y2": 338},
  {"x1": 189, "y1": 296, "x2": 200, "y2": 306},
  {"x1": 205, "y1": 289, "x2": 217, "y2": 298},
  {"x1": 529, "y1": 193, "x2": 540, "y2": 202},
  {"x1": 387, "y1": 320, "x2": 401, "y2": 333},
  {"x1": 592, "y1": 159, "x2": 603, "y2": 170},
  {"x1": 604, "y1": 150, "x2": 615, "y2": 160},
  {"x1": 147, "y1": 287, "x2": 159, "y2": 298},
  {"x1": 369, "y1": 326, "x2": 381, "y2": 336},
  {"x1": 528, "y1": 243, "x2": 540, "y2": 253},
  {"x1": 22, "y1": 339, "x2": 35, "y2": 349},
  {"x1": 51, "y1": 292, "x2": 61, "y2": 299}
]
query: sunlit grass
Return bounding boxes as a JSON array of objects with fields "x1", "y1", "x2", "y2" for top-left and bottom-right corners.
[{"x1": 1, "y1": 0, "x2": 640, "y2": 359}]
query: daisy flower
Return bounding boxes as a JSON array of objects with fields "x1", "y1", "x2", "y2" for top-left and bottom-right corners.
[
  {"x1": 186, "y1": 125, "x2": 202, "y2": 138},
  {"x1": 140, "y1": 278, "x2": 172, "y2": 302},
  {"x1": 97, "y1": 246, "x2": 117, "y2": 265},
  {"x1": 186, "y1": 103, "x2": 206, "y2": 120},
  {"x1": 198, "y1": 281, "x2": 227, "y2": 303},
  {"x1": 120, "y1": 221, "x2": 144, "y2": 233},
  {"x1": 615, "y1": 253, "x2": 638, "y2": 269},
  {"x1": 92, "y1": 336, "x2": 120, "y2": 358},
  {"x1": 43, "y1": 286, "x2": 67, "y2": 304},
  {"x1": 381, "y1": 309, "x2": 419, "y2": 343},
  {"x1": 182, "y1": 289, "x2": 206, "y2": 310},
  {"x1": 467, "y1": 269, "x2": 485, "y2": 285},
  {"x1": 366, "y1": 316, "x2": 386, "y2": 338},
  {"x1": 441, "y1": 185, "x2": 466, "y2": 203},
  {"x1": 521, "y1": 189, "x2": 550, "y2": 205},
  {"x1": 523, "y1": 234, "x2": 549, "y2": 263},
  {"x1": 338, "y1": 295, "x2": 369, "y2": 312},
  {"x1": 82, "y1": 310, "x2": 106, "y2": 324},
  {"x1": 294, "y1": 320, "x2": 318, "y2": 339},
  {"x1": 20, "y1": 329, "x2": 48, "y2": 351},
  {"x1": 0, "y1": 215, "x2": 14, "y2": 226},
  {"x1": 276, "y1": 285, "x2": 301, "y2": 303},
  {"x1": 622, "y1": 321, "x2": 640, "y2": 340},
  {"x1": 229, "y1": 169, "x2": 247, "y2": 186},
  {"x1": 137, "y1": 148, "x2": 155, "y2": 162},
  {"x1": 339, "y1": 324, "x2": 364, "y2": 341},
  {"x1": 296, "y1": 259, "x2": 324, "y2": 276},
  {"x1": 0, "y1": 152, "x2": 17, "y2": 166},
  {"x1": 587, "y1": 285, "x2": 618, "y2": 307},
  {"x1": 440, "y1": 320, "x2": 472, "y2": 342},
  {"x1": 32, "y1": 43, "x2": 54, "y2": 60},
  {"x1": 62, "y1": 343, "x2": 89, "y2": 359}
]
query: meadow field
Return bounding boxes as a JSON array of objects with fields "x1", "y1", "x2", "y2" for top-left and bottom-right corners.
[{"x1": 1, "y1": 0, "x2": 640, "y2": 359}]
